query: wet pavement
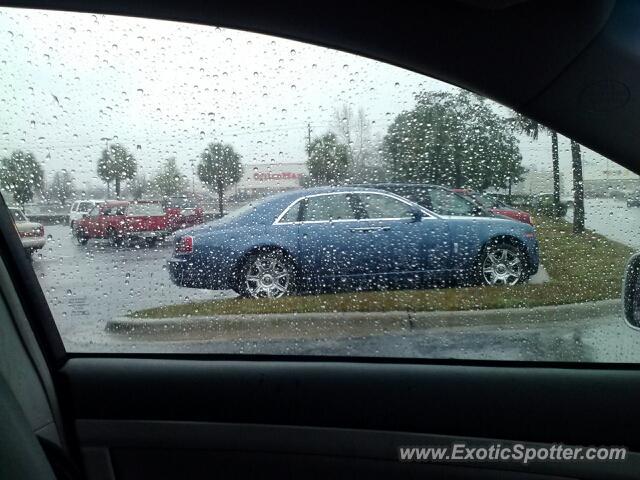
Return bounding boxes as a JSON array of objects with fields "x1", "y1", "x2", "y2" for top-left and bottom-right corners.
[
  {"x1": 33, "y1": 199, "x2": 640, "y2": 361},
  {"x1": 566, "y1": 197, "x2": 640, "y2": 249},
  {"x1": 33, "y1": 224, "x2": 235, "y2": 351}
]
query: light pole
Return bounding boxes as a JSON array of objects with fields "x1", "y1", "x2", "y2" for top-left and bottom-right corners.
[{"x1": 100, "y1": 137, "x2": 112, "y2": 197}]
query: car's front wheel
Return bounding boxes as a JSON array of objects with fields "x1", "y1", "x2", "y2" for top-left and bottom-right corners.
[
  {"x1": 237, "y1": 251, "x2": 296, "y2": 299},
  {"x1": 478, "y1": 241, "x2": 528, "y2": 286},
  {"x1": 107, "y1": 227, "x2": 124, "y2": 247}
]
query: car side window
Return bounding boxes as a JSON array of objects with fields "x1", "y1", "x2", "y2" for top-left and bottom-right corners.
[
  {"x1": 279, "y1": 200, "x2": 302, "y2": 223},
  {"x1": 428, "y1": 189, "x2": 476, "y2": 216},
  {"x1": 359, "y1": 193, "x2": 414, "y2": 219},
  {"x1": 302, "y1": 194, "x2": 357, "y2": 222}
]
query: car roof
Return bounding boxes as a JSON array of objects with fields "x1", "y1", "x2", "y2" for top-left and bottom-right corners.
[
  {"x1": 272, "y1": 186, "x2": 404, "y2": 201},
  {"x1": 349, "y1": 183, "x2": 450, "y2": 191},
  {"x1": 103, "y1": 200, "x2": 129, "y2": 207}
]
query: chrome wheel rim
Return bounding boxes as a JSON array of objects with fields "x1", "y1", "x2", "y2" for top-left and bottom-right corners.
[
  {"x1": 245, "y1": 255, "x2": 291, "y2": 298},
  {"x1": 482, "y1": 248, "x2": 522, "y2": 286}
]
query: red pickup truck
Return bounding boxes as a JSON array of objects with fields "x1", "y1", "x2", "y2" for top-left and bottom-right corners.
[{"x1": 74, "y1": 200, "x2": 180, "y2": 246}]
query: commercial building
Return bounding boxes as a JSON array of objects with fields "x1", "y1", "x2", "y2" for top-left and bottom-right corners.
[{"x1": 232, "y1": 162, "x2": 307, "y2": 196}]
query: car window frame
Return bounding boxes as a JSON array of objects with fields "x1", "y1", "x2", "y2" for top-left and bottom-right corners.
[
  {"x1": 356, "y1": 191, "x2": 423, "y2": 221},
  {"x1": 275, "y1": 191, "x2": 435, "y2": 225},
  {"x1": 298, "y1": 192, "x2": 362, "y2": 223}
]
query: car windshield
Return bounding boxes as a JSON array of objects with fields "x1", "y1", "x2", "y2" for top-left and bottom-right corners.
[
  {"x1": 1, "y1": 6, "x2": 640, "y2": 363},
  {"x1": 77, "y1": 201, "x2": 96, "y2": 212}
]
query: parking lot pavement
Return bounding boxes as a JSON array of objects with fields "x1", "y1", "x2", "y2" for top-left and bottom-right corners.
[
  {"x1": 33, "y1": 224, "x2": 235, "y2": 350},
  {"x1": 567, "y1": 197, "x2": 640, "y2": 249}
]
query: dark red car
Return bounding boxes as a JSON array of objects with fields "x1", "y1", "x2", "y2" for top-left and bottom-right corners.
[
  {"x1": 452, "y1": 189, "x2": 533, "y2": 225},
  {"x1": 74, "y1": 200, "x2": 180, "y2": 246}
]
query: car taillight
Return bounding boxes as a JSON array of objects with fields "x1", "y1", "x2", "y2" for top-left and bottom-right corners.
[{"x1": 175, "y1": 235, "x2": 193, "y2": 254}]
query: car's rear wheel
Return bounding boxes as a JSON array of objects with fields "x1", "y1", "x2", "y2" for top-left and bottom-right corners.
[
  {"x1": 237, "y1": 251, "x2": 296, "y2": 299},
  {"x1": 478, "y1": 241, "x2": 528, "y2": 286}
]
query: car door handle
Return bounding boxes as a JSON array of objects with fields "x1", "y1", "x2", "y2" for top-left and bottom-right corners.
[{"x1": 349, "y1": 226, "x2": 391, "y2": 233}]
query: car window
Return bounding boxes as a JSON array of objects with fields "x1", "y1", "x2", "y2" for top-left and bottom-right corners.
[
  {"x1": 77, "y1": 201, "x2": 95, "y2": 212},
  {"x1": 279, "y1": 200, "x2": 302, "y2": 223},
  {"x1": 302, "y1": 194, "x2": 357, "y2": 222},
  {"x1": 359, "y1": 193, "x2": 414, "y2": 219},
  {"x1": 128, "y1": 203, "x2": 165, "y2": 216},
  {"x1": 1, "y1": 6, "x2": 640, "y2": 363},
  {"x1": 428, "y1": 189, "x2": 477, "y2": 216}
]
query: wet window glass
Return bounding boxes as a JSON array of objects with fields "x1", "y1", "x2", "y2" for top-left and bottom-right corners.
[
  {"x1": 128, "y1": 203, "x2": 164, "y2": 216},
  {"x1": 302, "y1": 194, "x2": 356, "y2": 222},
  {"x1": 279, "y1": 201, "x2": 302, "y2": 223},
  {"x1": 77, "y1": 201, "x2": 95, "y2": 212},
  {"x1": 360, "y1": 194, "x2": 413, "y2": 219},
  {"x1": 428, "y1": 189, "x2": 477, "y2": 216},
  {"x1": 0, "y1": 6, "x2": 639, "y2": 362}
]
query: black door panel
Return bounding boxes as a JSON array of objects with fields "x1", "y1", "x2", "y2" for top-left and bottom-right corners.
[
  {"x1": 60, "y1": 358, "x2": 640, "y2": 450},
  {"x1": 58, "y1": 357, "x2": 640, "y2": 480}
]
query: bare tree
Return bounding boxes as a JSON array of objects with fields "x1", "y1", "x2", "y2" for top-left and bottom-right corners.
[{"x1": 332, "y1": 104, "x2": 375, "y2": 181}]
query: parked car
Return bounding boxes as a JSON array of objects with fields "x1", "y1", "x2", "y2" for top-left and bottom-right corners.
[
  {"x1": 168, "y1": 187, "x2": 539, "y2": 298},
  {"x1": 162, "y1": 196, "x2": 205, "y2": 229},
  {"x1": 350, "y1": 183, "x2": 485, "y2": 217},
  {"x1": 628, "y1": 190, "x2": 640, "y2": 207},
  {"x1": 9, "y1": 207, "x2": 46, "y2": 256},
  {"x1": 68, "y1": 199, "x2": 105, "y2": 229},
  {"x1": 453, "y1": 189, "x2": 533, "y2": 225},
  {"x1": 74, "y1": 200, "x2": 179, "y2": 246}
]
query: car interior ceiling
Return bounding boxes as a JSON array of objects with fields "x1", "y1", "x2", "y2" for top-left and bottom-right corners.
[{"x1": 2, "y1": 0, "x2": 640, "y2": 479}]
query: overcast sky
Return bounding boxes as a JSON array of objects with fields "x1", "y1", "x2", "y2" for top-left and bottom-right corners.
[{"x1": 0, "y1": 6, "x2": 629, "y2": 191}]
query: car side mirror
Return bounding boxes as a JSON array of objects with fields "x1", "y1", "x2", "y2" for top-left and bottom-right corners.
[
  {"x1": 623, "y1": 253, "x2": 640, "y2": 328},
  {"x1": 82, "y1": 213, "x2": 89, "y2": 219}
]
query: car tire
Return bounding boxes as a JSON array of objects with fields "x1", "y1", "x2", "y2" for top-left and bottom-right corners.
[
  {"x1": 74, "y1": 231, "x2": 89, "y2": 245},
  {"x1": 477, "y1": 241, "x2": 528, "y2": 286},
  {"x1": 107, "y1": 227, "x2": 124, "y2": 247},
  {"x1": 236, "y1": 250, "x2": 297, "y2": 299}
]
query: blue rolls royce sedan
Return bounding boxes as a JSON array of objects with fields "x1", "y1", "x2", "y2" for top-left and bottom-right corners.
[{"x1": 168, "y1": 187, "x2": 539, "y2": 298}]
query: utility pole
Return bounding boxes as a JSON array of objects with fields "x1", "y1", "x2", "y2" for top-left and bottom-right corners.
[
  {"x1": 101, "y1": 137, "x2": 111, "y2": 197},
  {"x1": 307, "y1": 123, "x2": 312, "y2": 157}
]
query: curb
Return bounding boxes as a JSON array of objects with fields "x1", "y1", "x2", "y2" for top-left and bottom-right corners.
[{"x1": 105, "y1": 299, "x2": 620, "y2": 342}]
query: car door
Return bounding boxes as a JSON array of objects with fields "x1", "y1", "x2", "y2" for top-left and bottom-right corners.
[
  {"x1": 355, "y1": 192, "x2": 451, "y2": 280},
  {"x1": 297, "y1": 193, "x2": 376, "y2": 286}
]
